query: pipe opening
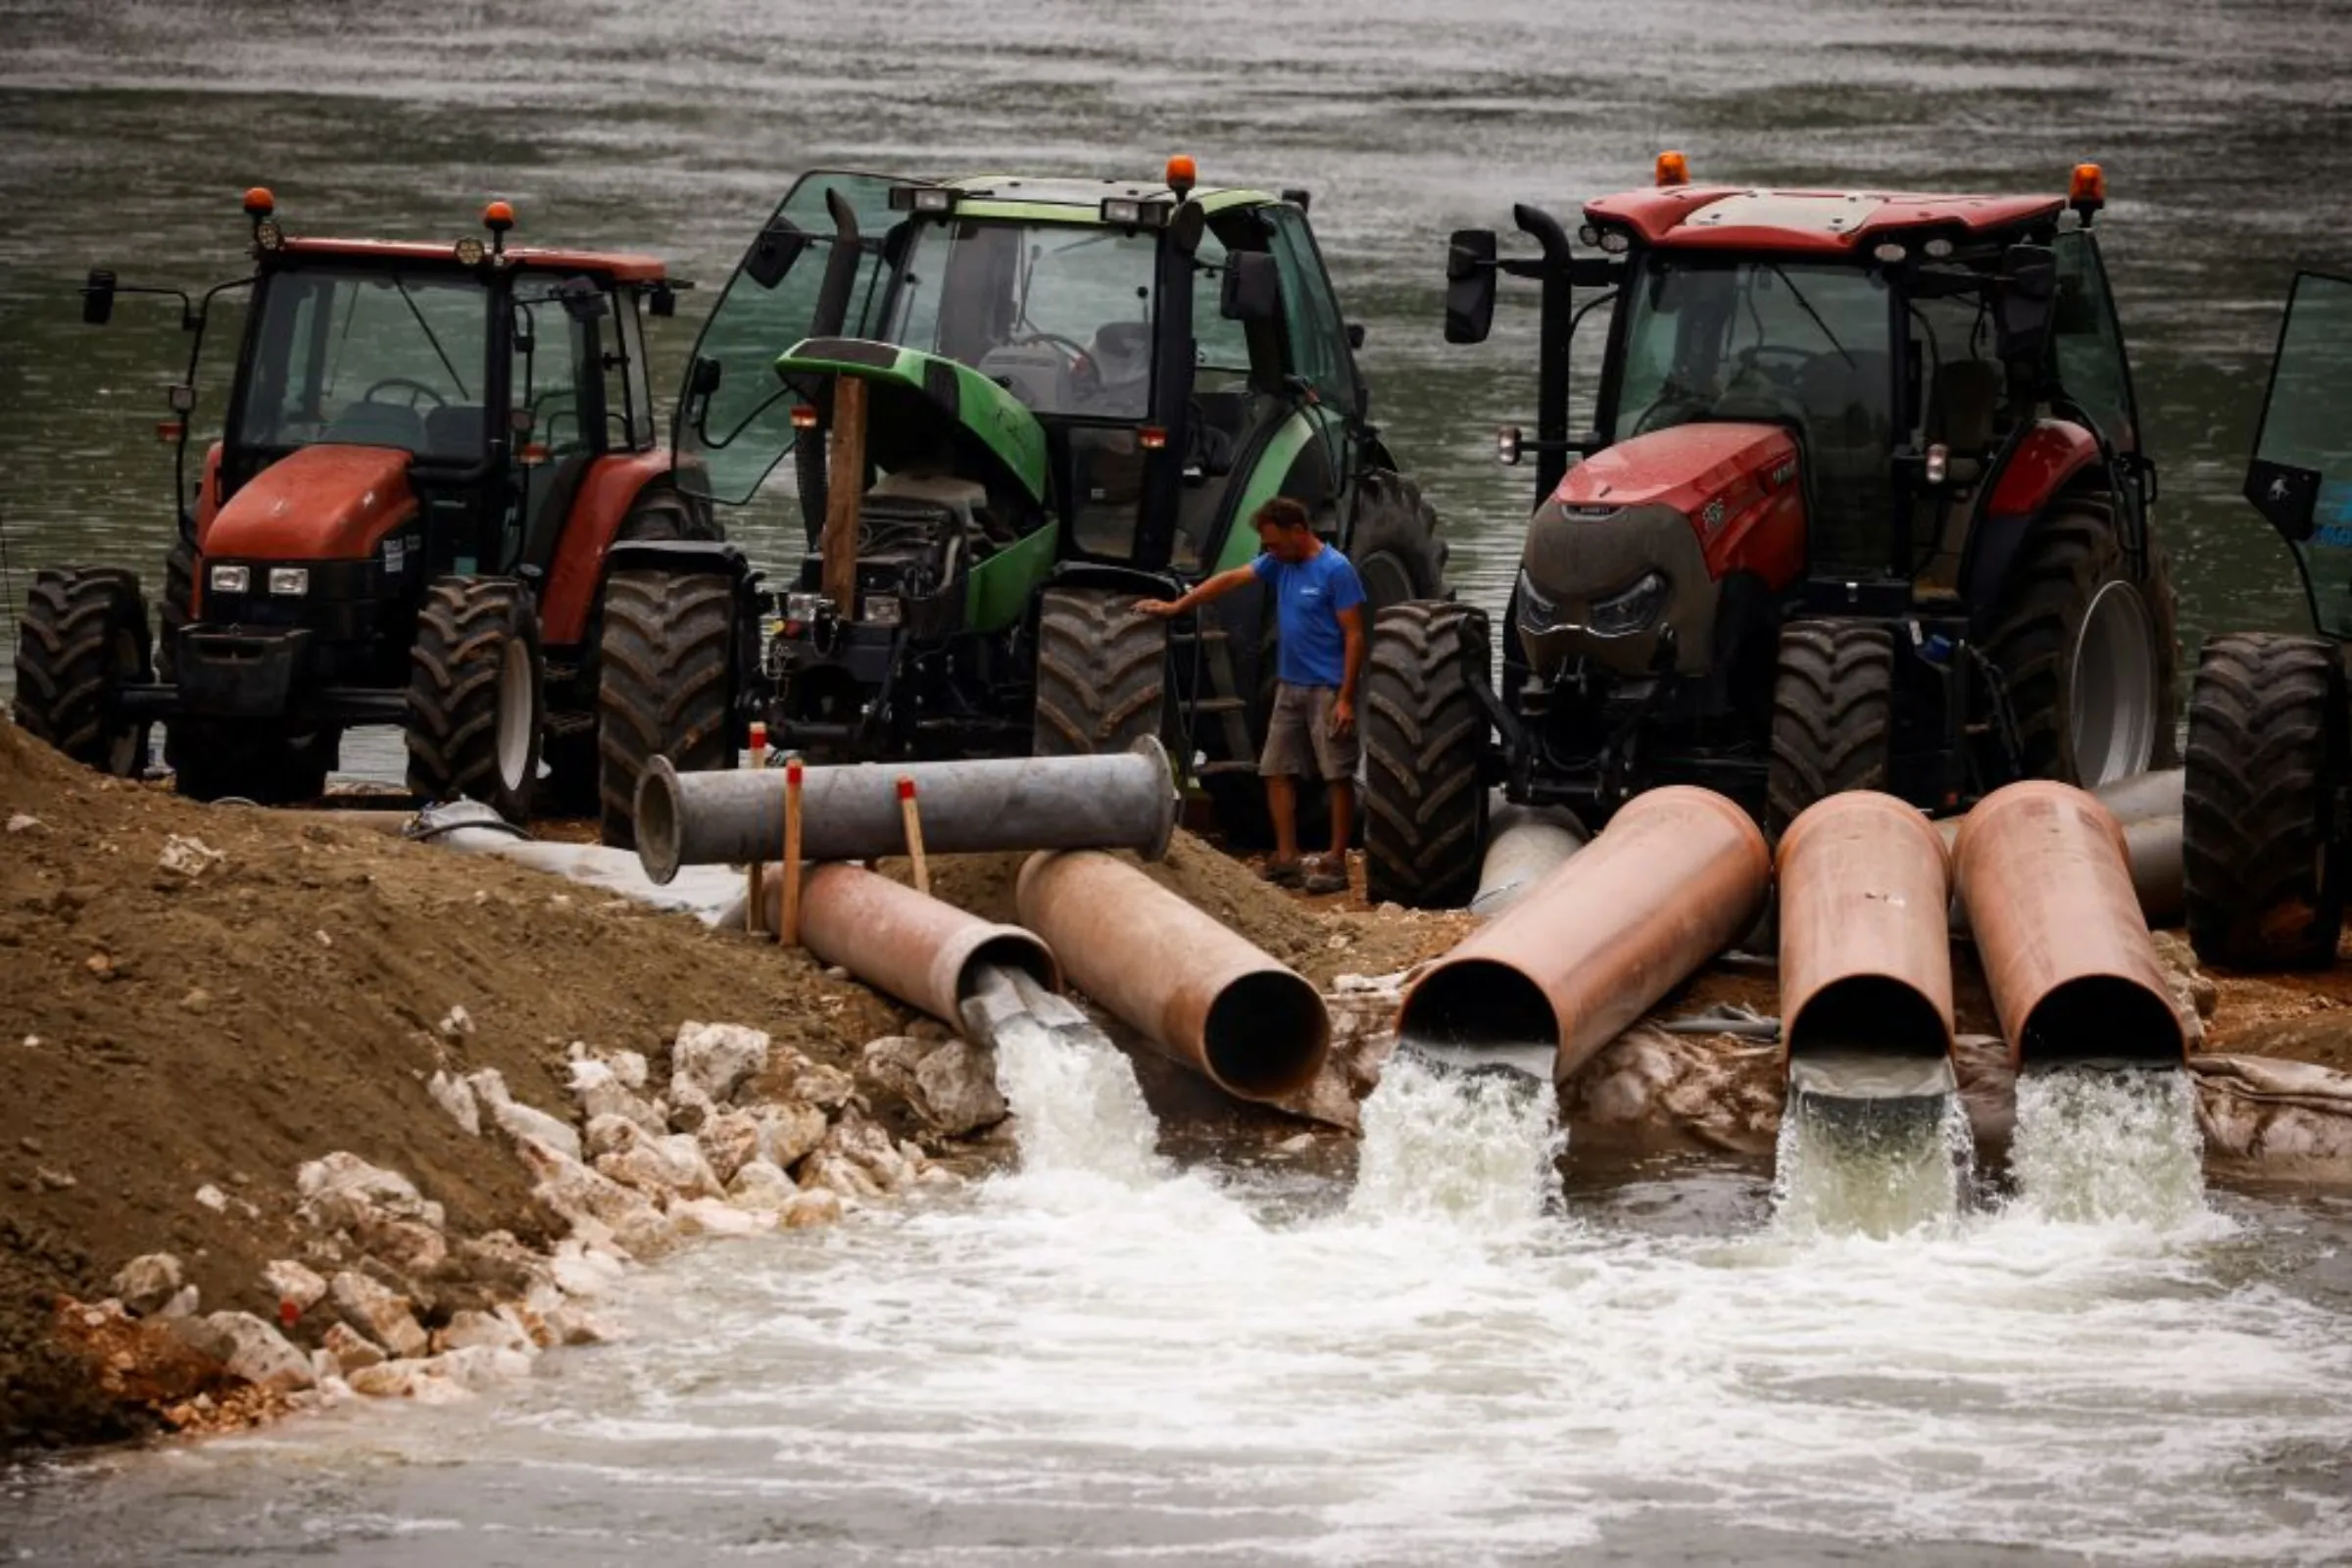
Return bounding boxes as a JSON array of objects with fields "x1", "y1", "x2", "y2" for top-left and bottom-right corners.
[
  {"x1": 1200, "y1": 971, "x2": 1329, "y2": 1099},
  {"x1": 634, "y1": 761, "x2": 684, "y2": 885},
  {"x1": 2020, "y1": 976, "x2": 2185, "y2": 1066},
  {"x1": 1786, "y1": 976, "x2": 1951, "y2": 1061},
  {"x1": 954, "y1": 933, "x2": 1061, "y2": 1003},
  {"x1": 1396, "y1": 959, "x2": 1559, "y2": 1057}
]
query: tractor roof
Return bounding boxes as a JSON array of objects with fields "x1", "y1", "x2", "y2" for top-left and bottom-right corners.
[
  {"x1": 275, "y1": 237, "x2": 669, "y2": 282},
  {"x1": 935, "y1": 173, "x2": 1278, "y2": 222},
  {"x1": 1586, "y1": 186, "x2": 2065, "y2": 257}
]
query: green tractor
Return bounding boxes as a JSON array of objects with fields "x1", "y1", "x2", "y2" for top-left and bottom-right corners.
[{"x1": 592, "y1": 160, "x2": 1446, "y2": 845}]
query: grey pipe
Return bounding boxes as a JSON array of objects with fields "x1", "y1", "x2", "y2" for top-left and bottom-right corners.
[
  {"x1": 1468, "y1": 802, "x2": 1589, "y2": 920},
  {"x1": 635, "y1": 737, "x2": 1180, "y2": 885}
]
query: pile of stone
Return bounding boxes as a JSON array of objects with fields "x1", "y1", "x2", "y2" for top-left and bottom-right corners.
[{"x1": 72, "y1": 1018, "x2": 1010, "y2": 1426}]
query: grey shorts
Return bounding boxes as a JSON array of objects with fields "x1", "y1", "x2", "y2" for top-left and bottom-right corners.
[{"x1": 1260, "y1": 681, "x2": 1360, "y2": 782}]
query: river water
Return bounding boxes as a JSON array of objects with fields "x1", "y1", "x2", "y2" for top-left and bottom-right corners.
[{"x1": 8, "y1": 1, "x2": 2352, "y2": 1559}]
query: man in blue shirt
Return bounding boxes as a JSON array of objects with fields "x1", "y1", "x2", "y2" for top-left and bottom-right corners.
[{"x1": 1138, "y1": 497, "x2": 1367, "y2": 895}]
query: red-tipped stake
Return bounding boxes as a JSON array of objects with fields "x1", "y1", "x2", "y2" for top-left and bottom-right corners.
[
  {"x1": 898, "y1": 775, "x2": 930, "y2": 897},
  {"x1": 744, "y1": 722, "x2": 770, "y2": 934},
  {"x1": 781, "y1": 758, "x2": 806, "y2": 947}
]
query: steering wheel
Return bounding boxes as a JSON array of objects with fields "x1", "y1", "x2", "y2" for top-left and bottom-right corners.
[
  {"x1": 1010, "y1": 330, "x2": 1099, "y2": 382},
  {"x1": 362, "y1": 376, "x2": 449, "y2": 411}
]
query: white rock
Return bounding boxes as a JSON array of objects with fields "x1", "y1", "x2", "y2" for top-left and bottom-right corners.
[
  {"x1": 726, "y1": 1157, "x2": 798, "y2": 1211},
  {"x1": 545, "y1": 1303, "x2": 611, "y2": 1345},
  {"x1": 670, "y1": 1020, "x2": 770, "y2": 1104},
  {"x1": 432, "y1": 1307, "x2": 534, "y2": 1357},
  {"x1": 489, "y1": 1097, "x2": 582, "y2": 1161},
  {"x1": 328, "y1": 1271, "x2": 429, "y2": 1359},
  {"x1": 110, "y1": 1253, "x2": 184, "y2": 1316},
  {"x1": 581, "y1": 1112, "x2": 647, "y2": 1162},
  {"x1": 427, "y1": 1071, "x2": 480, "y2": 1136},
  {"x1": 155, "y1": 1285, "x2": 203, "y2": 1318},
  {"x1": 297, "y1": 1152, "x2": 446, "y2": 1232},
  {"x1": 666, "y1": 1197, "x2": 763, "y2": 1238},
  {"x1": 198, "y1": 1311, "x2": 315, "y2": 1394},
  {"x1": 781, "y1": 1189, "x2": 845, "y2": 1229},
  {"x1": 348, "y1": 1358, "x2": 475, "y2": 1404},
  {"x1": 754, "y1": 1102, "x2": 829, "y2": 1170},
  {"x1": 321, "y1": 1321, "x2": 386, "y2": 1372},
  {"x1": 440, "y1": 1004, "x2": 475, "y2": 1039},
  {"x1": 697, "y1": 1110, "x2": 762, "y2": 1185},
  {"x1": 594, "y1": 1134, "x2": 721, "y2": 1200},
  {"x1": 608, "y1": 1050, "x2": 650, "y2": 1091},
  {"x1": 516, "y1": 1137, "x2": 674, "y2": 1259},
  {"x1": 569, "y1": 1061, "x2": 664, "y2": 1132},
  {"x1": 911, "y1": 1040, "x2": 1007, "y2": 1136},
  {"x1": 6, "y1": 812, "x2": 44, "y2": 835},
  {"x1": 157, "y1": 834, "x2": 225, "y2": 877},
  {"x1": 801, "y1": 1152, "x2": 883, "y2": 1201},
  {"x1": 425, "y1": 1345, "x2": 534, "y2": 1392},
  {"x1": 358, "y1": 1217, "x2": 448, "y2": 1276},
  {"x1": 665, "y1": 1079, "x2": 715, "y2": 1134},
  {"x1": 791, "y1": 1061, "x2": 857, "y2": 1112},
  {"x1": 193, "y1": 1184, "x2": 228, "y2": 1212},
  {"x1": 465, "y1": 1066, "x2": 513, "y2": 1109},
  {"x1": 550, "y1": 1247, "x2": 626, "y2": 1298}
]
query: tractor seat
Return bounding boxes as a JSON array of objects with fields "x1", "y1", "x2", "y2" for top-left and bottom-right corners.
[
  {"x1": 323, "y1": 400, "x2": 427, "y2": 450},
  {"x1": 422, "y1": 405, "x2": 488, "y2": 461}
]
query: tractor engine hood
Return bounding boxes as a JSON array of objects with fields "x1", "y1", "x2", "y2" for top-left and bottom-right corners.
[
  {"x1": 777, "y1": 338, "x2": 1049, "y2": 509},
  {"x1": 201, "y1": 445, "x2": 418, "y2": 562},
  {"x1": 1518, "y1": 421, "x2": 1805, "y2": 680}
]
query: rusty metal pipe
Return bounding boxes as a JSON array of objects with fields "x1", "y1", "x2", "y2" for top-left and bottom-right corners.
[
  {"x1": 1013, "y1": 850, "x2": 1327, "y2": 1101},
  {"x1": 1468, "y1": 802, "x2": 1589, "y2": 920},
  {"x1": 1953, "y1": 781, "x2": 2186, "y2": 1068},
  {"x1": 1777, "y1": 792, "x2": 1956, "y2": 1100},
  {"x1": 1397, "y1": 786, "x2": 1771, "y2": 1082},
  {"x1": 1935, "y1": 769, "x2": 2184, "y2": 927},
  {"x1": 635, "y1": 738, "x2": 1178, "y2": 884},
  {"x1": 754, "y1": 861, "x2": 1059, "y2": 1032}
]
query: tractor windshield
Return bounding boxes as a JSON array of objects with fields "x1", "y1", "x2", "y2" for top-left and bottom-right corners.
[
  {"x1": 1611, "y1": 258, "x2": 1895, "y2": 573},
  {"x1": 236, "y1": 266, "x2": 493, "y2": 462},
  {"x1": 883, "y1": 220, "x2": 1157, "y2": 420}
]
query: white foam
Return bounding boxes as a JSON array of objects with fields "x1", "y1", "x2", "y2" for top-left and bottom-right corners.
[
  {"x1": 2010, "y1": 1065, "x2": 2209, "y2": 1230},
  {"x1": 1772, "y1": 1089, "x2": 1974, "y2": 1239},
  {"x1": 1348, "y1": 1052, "x2": 1565, "y2": 1234}
]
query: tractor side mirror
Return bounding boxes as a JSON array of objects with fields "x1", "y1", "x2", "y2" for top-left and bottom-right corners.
[
  {"x1": 1221, "y1": 252, "x2": 1282, "y2": 323},
  {"x1": 687, "y1": 356, "x2": 723, "y2": 399},
  {"x1": 648, "y1": 281, "x2": 678, "y2": 318},
  {"x1": 1995, "y1": 244, "x2": 2058, "y2": 363},
  {"x1": 1347, "y1": 321, "x2": 1367, "y2": 351},
  {"x1": 744, "y1": 217, "x2": 810, "y2": 291},
  {"x1": 1445, "y1": 229, "x2": 1498, "y2": 345},
  {"x1": 81, "y1": 268, "x2": 117, "y2": 326}
]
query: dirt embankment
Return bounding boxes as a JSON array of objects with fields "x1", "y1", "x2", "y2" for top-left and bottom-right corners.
[{"x1": 0, "y1": 719, "x2": 901, "y2": 1447}]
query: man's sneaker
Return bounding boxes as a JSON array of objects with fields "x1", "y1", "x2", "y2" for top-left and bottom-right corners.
[
  {"x1": 1258, "y1": 858, "x2": 1304, "y2": 888},
  {"x1": 1302, "y1": 857, "x2": 1349, "y2": 896}
]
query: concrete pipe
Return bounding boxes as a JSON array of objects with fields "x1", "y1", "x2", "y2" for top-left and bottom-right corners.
[
  {"x1": 1952, "y1": 781, "x2": 2187, "y2": 1067},
  {"x1": 1468, "y1": 802, "x2": 1589, "y2": 920},
  {"x1": 1013, "y1": 850, "x2": 1328, "y2": 1102},
  {"x1": 635, "y1": 737, "x2": 1179, "y2": 884},
  {"x1": 1397, "y1": 786, "x2": 1772, "y2": 1083},
  {"x1": 756, "y1": 861, "x2": 1059, "y2": 1031},
  {"x1": 1777, "y1": 791, "x2": 1957, "y2": 1102}
]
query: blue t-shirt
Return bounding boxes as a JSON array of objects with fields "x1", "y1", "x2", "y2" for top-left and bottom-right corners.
[{"x1": 1251, "y1": 544, "x2": 1366, "y2": 688}]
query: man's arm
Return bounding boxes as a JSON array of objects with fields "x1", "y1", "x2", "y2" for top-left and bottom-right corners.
[
  {"x1": 1135, "y1": 564, "x2": 1258, "y2": 618},
  {"x1": 1332, "y1": 602, "x2": 1366, "y2": 735}
]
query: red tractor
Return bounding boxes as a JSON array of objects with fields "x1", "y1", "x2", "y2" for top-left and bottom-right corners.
[
  {"x1": 1363, "y1": 158, "x2": 2178, "y2": 906},
  {"x1": 10, "y1": 190, "x2": 711, "y2": 818}
]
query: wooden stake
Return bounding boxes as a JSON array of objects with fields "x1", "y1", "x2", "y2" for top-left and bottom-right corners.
[
  {"x1": 744, "y1": 721, "x2": 768, "y2": 935},
  {"x1": 820, "y1": 375, "x2": 866, "y2": 619},
  {"x1": 898, "y1": 774, "x2": 929, "y2": 897},
  {"x1": 781, "y1": 757, "x2": 806, "y2": 947}
]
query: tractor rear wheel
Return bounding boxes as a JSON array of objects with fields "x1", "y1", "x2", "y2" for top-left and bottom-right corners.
[
  {"x1": 1766, "y1": 620, "x2": 1894, "y2": 839},
  {"x1": 12, "y1": 567, "x2": 153, "y2": 776},
  {"x1": 157, "y1": 537, "x2": 195, "y2": 684},
  {"x1": 597, "y1": 567, "x2": 739, "y2": 849},
  {"x1": 2182, "y1": 632, "x2": 2346, "y2": 969},
  {"x1": 1362, "y1": 600, "x2": 1492, "y2": 908},
  {"x1": 1348, "y1": 470, "x2": 1448, "y2": 613},
  {"x1": 1981, "y1": 504, "x2": 2173, "y2": 786},
  {"x1": 405, "y1": 577, "x2": 546, "y2": 822},
  {"x1": 1032, "y1": 587, "x2": 1170, "y2": 757}
]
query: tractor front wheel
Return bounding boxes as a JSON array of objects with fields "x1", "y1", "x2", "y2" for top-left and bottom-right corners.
[
  {"x1": 12, "y1": 566, "x2": 153, "y2": 776},
  {"x1": 597, "y1": 567, "x2": 739, "y2": 849},
  {"x1": 405, "y1": 577, "x2": 546, "y2": 822},
  {"x1": 1348, "y1": 469, "x2": 1448, "y2": 615},
  {"x1": 1033, "y1": 587, "x2": 1170, "y2": 758},
  {"x1": 2182, "y1": 632, "x2": 2346, "y2": 969},
  {"x1": 1362, "y1": 600, "x2": 1492, "y2": 908},
  {"x1": 1765, "y1": 620, "x2": 1894, "y2": 840}
]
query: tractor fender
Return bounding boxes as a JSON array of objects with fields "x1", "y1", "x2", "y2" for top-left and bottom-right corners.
[
  {"x1": 539, "y1": 452, "x2": 685, "y2": 645},
  {"x1": 1044, "y1": 562, "x2": 1183, "y2": 605},
  {"x1": 602, "y1": 536, "x2": 756, "y2": 584},
  {"x1": 1963, "y1": 420, "x2": 2106, "y2": 627}
]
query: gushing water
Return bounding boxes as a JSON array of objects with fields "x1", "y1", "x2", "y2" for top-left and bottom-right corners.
[
  {"x1": 988, "y1": 1011, "x2": 1168, "y2": 1188},
  {"x1": 1772, "y1": 1090, "x2": 1975, "y2": 1239},
  {"x1": 2010, "y1": 1066, "x2": 2208, "y2": 1229},
  {"x1": 1348, "y1": 1051, "x2": 1566, "y2": 1230}
]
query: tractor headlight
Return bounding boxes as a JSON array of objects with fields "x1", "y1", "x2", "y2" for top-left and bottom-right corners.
[
  {"x1": 863, "y1": 594, "x2": 903, "y2": 627},
  {"x1": 1587, "y1": 570, "x2": 1671, "y2": 637},
  {"x1": 784, "y1": 591, "x2": 830, "y2": 624},
  {"x1": 210, "y1": 564, "x2": 250, "y2": 594},
  {"x1": 268, "y1": 567, "x2": 310, "y2": 596},
  {"x1": 1515, "y1": 568, "x2": 1560, "y2": 632}
]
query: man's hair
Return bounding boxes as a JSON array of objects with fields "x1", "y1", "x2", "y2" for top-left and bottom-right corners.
[{"x1": 1252, "y1": 497, "x2": 1313, "y2": 533}]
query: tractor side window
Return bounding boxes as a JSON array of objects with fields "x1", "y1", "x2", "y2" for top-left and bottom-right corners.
[
  {"x1": 1190, "y1": 231, "x2": 1255, "y2": 392},
  {"x1": 2049, "y1": 231, "x2": 2139, "y2": 454},
  {"x1": 513, "y1": 286, "x2": 597, "y2": 457},
  {"x1": 608, "y1": 290, "x2": 652, "y2": 450},
  {"x1": 237, "y1": 268, "x2": 490, "y2": 460},
  {"x1": 1263, "y1": 207, "x2": 1354, "y2": 413},
  {"x1": 2248, "y1": 271, "x2": 2352, "y2": 633}
]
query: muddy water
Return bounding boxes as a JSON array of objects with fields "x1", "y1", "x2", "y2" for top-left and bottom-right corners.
[{"x1": 9, "y1": 1, "x2": 2352, "y2": 1559}]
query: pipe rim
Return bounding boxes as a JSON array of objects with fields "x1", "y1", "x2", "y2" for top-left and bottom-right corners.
[
  {"x1": 952, "y1": 931, "x2": 1062, "y2": 1006},
  {"x1": 2017, "y1": 974, "x2": 2186, "y2": 1066},
  {"x1": 1129, "y1": 735, "x2": 1180, "y2": 861},
  {"x1": 1200, "y1": 969, "x2": 1330, "y2": 1099},
  {"x1": 1396, "y1": 957, "x2": 1562, "y2": 1064},
  {"x1": 1784, "y1": 974, "x2": 1955, "y2": 1063},
  {"x1": 634, "y1": 756, "x2": 685, "y2": 885}
]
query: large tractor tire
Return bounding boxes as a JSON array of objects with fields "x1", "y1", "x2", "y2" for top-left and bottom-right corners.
[
  {"x1": 543, "y1": 486, "x2": 721, "y2": 813},
  {"x1": 1348, "y1": 469, "x2": 1448, "y2": 612},
  {"x1": 11, "y1": 566, "x2": 152, "y2": 776},
  {"x1": 1980, "y1": 503, "x2": 2175, "y2": 787},
  {"x1": 1362, "y1": 600, "x2": 1492, "y2": 908},
  {"x1": 157, "y1": 536, "x2": 195, "y2": 684},
  {"x1": 597, "y1": 567, "x2": 739, "y2": 850},
  {"x1": 168, "y1": 723, "x2": 336, "y2": 806},
  {"x1": 1033, "y1": 587, "x2": 1170, "y2": 758},
  {"x1": 405, "y1": 577, "x2": 546, "y2": 823},
  {"x1": 1765, "y1": 620, "x2": 1894, "y2": 840},
  {"x1": 2182, "y1": 632, "x2": 2346, "y2": 970}
]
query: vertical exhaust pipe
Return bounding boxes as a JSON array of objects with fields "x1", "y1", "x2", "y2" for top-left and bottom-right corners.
[
  {"x1": 756, "y1": 861, "x2": 1059, "y2": 1034},
  {"x1": 1777, "y1": 792, "x2": 1957, "y2": 1103},
  {"x1": 1014, "y1": 850, "x2": 1328, "y2": 1102},
  {"x1": 1396, "y1": 786, "x2": 1771, "y2": 1082},
  {"x1": 1953, "y1": 782, "x2": 2187, "y2": 1068}
]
